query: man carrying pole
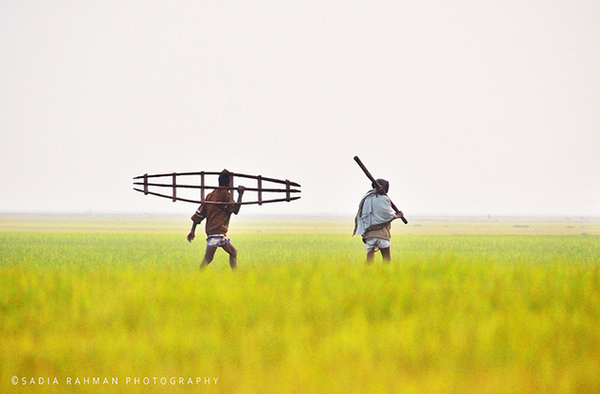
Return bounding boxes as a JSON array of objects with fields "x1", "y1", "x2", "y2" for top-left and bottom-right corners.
[{"x1": 353, "y1": 156, "x2": 407, "y2": 264}]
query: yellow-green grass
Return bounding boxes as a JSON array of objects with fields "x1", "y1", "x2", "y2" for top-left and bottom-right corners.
[{"x1": 1, "y1": 217, "x2": 599, "y2": 393}]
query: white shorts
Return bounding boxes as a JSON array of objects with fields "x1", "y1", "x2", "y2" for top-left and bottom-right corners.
[
  {"x1": 365, "y1": 237, "x2": 391, "y2": 253},
  {"x1": 206, "y1": 235, "x2": 230, "y2": 248}
]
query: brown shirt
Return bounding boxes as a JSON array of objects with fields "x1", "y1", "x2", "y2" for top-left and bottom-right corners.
[{"x1": 191, "y1": 189, "x2": 235, "y2": 236}]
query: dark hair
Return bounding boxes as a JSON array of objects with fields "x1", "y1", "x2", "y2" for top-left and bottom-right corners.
[
  {"x1": 372, "y1": 178, "x2": 389, "y2": 193},
  {"x1": 218, "y1": 169, "x2": 231, "y2": 187}
]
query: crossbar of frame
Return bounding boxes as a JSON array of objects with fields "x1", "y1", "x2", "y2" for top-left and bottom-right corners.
[
  {"x1": 133, "y1": 171, "x2": 300, "y2": 187},
  {"x1": 133, "y1": 188, "x2": 300, "y2": 205}
]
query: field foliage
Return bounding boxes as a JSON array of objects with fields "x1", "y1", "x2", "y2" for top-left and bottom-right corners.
[{"x1": 1, "y1": 217, "x2": 599, "y2": 393}]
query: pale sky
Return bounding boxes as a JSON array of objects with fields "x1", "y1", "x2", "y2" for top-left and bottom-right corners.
[{"x1": 1, "y1": 1, "x2": 599, "y2": 218}]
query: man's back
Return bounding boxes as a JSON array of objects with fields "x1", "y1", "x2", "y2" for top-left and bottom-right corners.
[{"x1": 194, "y1": 189, "x2": 233, "y2": 235}]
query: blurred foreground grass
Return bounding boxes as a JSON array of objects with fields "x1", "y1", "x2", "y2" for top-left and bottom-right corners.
[{"x1": 1, "y1": 216, "x2": 599, "y2": 392}]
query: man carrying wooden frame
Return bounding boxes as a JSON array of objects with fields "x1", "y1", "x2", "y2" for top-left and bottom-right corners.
[{"x1": 187, "y1": 170, "x2": 245, "y2": 270}]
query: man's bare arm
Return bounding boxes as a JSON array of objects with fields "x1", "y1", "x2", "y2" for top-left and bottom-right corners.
[
  {"x1": 187, "y1": 220, "x2": 200, "y2": 243},
  {"x1": 229, "y1": 186, "x2": 245, "y2": 215},
  {"x1": 393, "y1": 211, "x2": 404, "y2": 221}
]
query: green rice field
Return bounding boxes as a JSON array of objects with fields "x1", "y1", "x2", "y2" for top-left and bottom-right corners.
[{"x1": 1, "y1": 216, "x2": 599, "y2": 393}]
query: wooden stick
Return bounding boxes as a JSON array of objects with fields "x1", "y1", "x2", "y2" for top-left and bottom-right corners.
[
  {"x1": 172, "y1": 173, "x2": 177, "y2": 202},
  {"x1": 258, "y1": 176, "x2": 263, "y2": 206},
  {"x1": 353, "y1": 156, "x2": 408, "y2": 224},
  {"x1": 285, "y1": 180, "x2": 291, "y2": 202},
  {"x1": 200, "y1": 172, "x2": 205, "y2": 202}
]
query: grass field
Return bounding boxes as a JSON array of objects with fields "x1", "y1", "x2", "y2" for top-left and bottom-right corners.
[{"x1": 1, "y1": 216, "x2": 599, "y2": 393}]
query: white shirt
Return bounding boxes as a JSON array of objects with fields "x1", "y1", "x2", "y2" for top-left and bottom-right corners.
[{"x1": 353, "y1": 189, "x2": 395, "y2": 236}]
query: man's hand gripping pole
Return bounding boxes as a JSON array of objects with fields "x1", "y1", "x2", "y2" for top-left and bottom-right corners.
[{"x1": 354, "y1": 156, "x2": 408, "y2": 224}]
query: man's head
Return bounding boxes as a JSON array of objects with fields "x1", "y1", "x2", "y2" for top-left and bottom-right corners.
[
  {"x1": 218, "y1": 169, "x2": 232, "y2": 187},
  {"x1": 372, "y1": 178, "x2": 389, "y2": 194}
]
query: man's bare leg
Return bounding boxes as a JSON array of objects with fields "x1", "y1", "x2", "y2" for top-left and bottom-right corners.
[
  {"x1": 366, "y1": 250, "x2": 375, "y2": 265},
  {"x1": 200, "y1": 246, "x2": 218, "y2": 269},
  {"x1": 222, "y1": 242, "x2": 238, "y2": 270},
  {"x1": 381, "y1": 247, "x2": 391, "y2": 262}
]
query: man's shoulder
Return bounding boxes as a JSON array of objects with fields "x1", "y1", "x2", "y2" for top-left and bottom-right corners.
[
  {"x1": 204, "y1": 190, "x2": 216, "y2": 201},
  {"x1": 373, "y1": 193, "x2": 391, "y2": 202},
  {"x1": 206, "y1": 188, "x2": 230, "y2": 202}
]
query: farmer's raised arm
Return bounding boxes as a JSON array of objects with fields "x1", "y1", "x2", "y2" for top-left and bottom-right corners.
[{"x1": 228, "y1": 186, "x2": 245, "y2": 215}]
